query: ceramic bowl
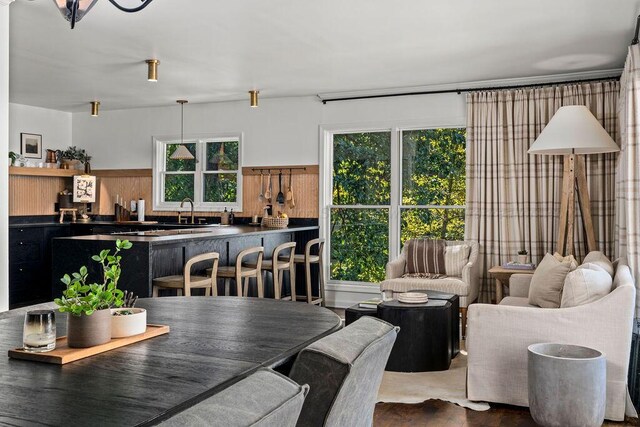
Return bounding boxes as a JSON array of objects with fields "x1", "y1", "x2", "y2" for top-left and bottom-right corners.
[{"x1": 110, "y1": 308, "x2": 147, "y2": 338}]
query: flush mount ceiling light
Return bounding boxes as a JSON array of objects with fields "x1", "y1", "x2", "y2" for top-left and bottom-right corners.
[
  {"x1": 146, "y1": 59, "x2": 159, "y2": 82},
  {"x1": 90, "y1": 101, "x2": 100, "y2": 116},
  {"x1": 249, "y1": 90, "x2": 259, "y2": 108},
  {"x1": 52, "y1": 0, "x2": 155, "y2": 29},
  {"x1": 170, "y1": 100, "x2": 195, "y2": 161}
]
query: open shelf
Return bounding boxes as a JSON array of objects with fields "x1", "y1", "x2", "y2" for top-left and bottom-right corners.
[{"x1": 9, "y1": 166, "x2": 79, "y2": 177}]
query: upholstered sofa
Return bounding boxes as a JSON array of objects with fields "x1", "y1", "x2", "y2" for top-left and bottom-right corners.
[
  {"x1": 381, "y1": 240, "x2": 479, "y2": 335},
  {"x1": 466, "y1": 258, "x2": 636, "y2": 421}
]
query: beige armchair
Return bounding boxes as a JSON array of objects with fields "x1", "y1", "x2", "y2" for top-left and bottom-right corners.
[
  {"x1": 466, "y1": 261, "x2": 636, "y2": 421},
  {"x1": 381, "y1": 240, "x2": 479, "y2": 336}
]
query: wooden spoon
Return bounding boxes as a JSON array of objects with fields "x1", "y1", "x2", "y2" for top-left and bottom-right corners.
[
  {"x1": 258, "y1": 172, "x2": 264, "y2": 202},
  {"x1": 264, "y1": 172, "x2": 272, "y2": 201}
]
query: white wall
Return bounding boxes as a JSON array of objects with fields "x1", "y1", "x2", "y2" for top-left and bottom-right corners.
[
  {"x1": 9, "y1": 103, "x2": 72, "y2": 156},
  {"x1": 72, "y1": 96, "x2": 324, "y2": 169}
]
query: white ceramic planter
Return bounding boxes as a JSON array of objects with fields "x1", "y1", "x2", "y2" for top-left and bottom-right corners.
[
  {"x1": 518, "y1": 254, "x2": 528, "y2": 264},
  {"x1": 110, "y1": 308, "x2": 147, "y2": 338}
]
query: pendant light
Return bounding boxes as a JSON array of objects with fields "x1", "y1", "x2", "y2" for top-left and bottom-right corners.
[
  {"x1": 249, "y1": 90, "x2": 259, "y2": 108},
  {"x1": 146, "y1": 59, "x2": 159, "y2": 82},
  {"x1": 90, "y1": 101, "x2": 100, "y2": 117},
  {"x1": 170, "y1": 100, "x2": 195, "y2": 160}
]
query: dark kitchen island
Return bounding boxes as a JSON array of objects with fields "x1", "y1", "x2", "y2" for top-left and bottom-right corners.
[{"x1": 51, "y1": 224, "x2": 318, "y2": 299}]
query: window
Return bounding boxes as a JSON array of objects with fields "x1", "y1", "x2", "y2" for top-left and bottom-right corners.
[
  {"x1": 153, "y1": 134, "x2": 242, "y2": 211},
  {"x1": 323, "y1": 126, "x2": 465, "y2": 285}
]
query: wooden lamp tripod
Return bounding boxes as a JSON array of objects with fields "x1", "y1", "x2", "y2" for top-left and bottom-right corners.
[{"x1": 528, "y1": 106, "x2": 619, "y2": 256}]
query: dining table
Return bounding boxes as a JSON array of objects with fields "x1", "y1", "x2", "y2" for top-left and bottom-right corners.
[{"x1": 0, "y1": 297, "x2": 342, "y2": 426}]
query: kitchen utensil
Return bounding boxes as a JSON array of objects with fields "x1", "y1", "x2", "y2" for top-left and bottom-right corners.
[
  {"x1": 286, "y1": 172, "x2": 293, "y2": 201},
  {"x1": 258, "y1": 172, "x2": 264, "y2": 202},
  {"x1": 276, "y1": 172, "x2": 285, "y2": 205},
  {"x1": 264, "y1": 172, "x2": 272, "y2": 201},
  {"x1": 287, "y1": 171, "x2": 296, "y2": 208}
]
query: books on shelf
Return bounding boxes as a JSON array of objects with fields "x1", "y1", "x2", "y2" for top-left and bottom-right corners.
[
  {"x1": 502, "y1": 261, "x2": 536, "y2": 270},
  {"x1": 359, "y1": 298, "x2": 383, "y2": 309}
]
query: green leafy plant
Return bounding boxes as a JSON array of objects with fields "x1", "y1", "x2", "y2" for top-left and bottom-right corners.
[
  {"x1": 518, "y1": 249, "x2": 528, "y2": 255},
  {"x1": 8, "y1": 151, "x2": 18, "y2": 165},
  {"x1": 61, "y1": 145, "x2": 91, "y2": 163},
  {"x1": 54, "y1": 240, "x2": 133, "y2": 316}
]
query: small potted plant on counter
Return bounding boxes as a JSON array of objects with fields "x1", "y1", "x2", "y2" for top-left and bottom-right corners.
[
  {"x1": 517, "y1": 249, "x2": 528, "y2": 264},
  {"x1": 54, "y1": 239, "x2": 132, "y2": 348},
  {"x1": 111, "y1": 291, "x2": 147, "y2": 338},
  {"x1": 60, "y1": 145, "x2": 90, "y2": 170}
]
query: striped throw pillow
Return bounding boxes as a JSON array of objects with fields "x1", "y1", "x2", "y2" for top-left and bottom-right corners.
[
  {"x1": 405, "y1": 239, "x2": 447, "y2": 276},
  {"x1": 445, "y1": 244, "x2": 470, "y2": 277}
]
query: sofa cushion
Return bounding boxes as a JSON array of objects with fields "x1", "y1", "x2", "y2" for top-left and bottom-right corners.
[
  {"x1": 445, "y1": 244, "x2": 470, "y2": 276},
  {"x1": 561, "y1": 263, "x2": 613, "y2": 308},
  {"x1": 404, "y1": 239, "x2": 447, "y2": 276},
  {"x1": 583, "y1": 251, "x2": 614, "y2": 276},
  {"x1": 499, "y1": 296, "x2": 538, "y2": 308},
  {"x1": 528, "y1": 253, "x2": 573, "y2": 308},
  {"x1": 553, "y1": 252, "x2": 578, "y2": 270},
  {"x1": 380, "y1": 276, "x2": 468, "y2": 296}
]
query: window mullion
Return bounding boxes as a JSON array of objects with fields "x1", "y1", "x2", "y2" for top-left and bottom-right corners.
[{"x1": 389, "y1": 127, "x2": 401, "y2": 260}]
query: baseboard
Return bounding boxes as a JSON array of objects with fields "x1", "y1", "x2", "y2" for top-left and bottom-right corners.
[{"x1": 325, "y1": 282, "x2": 380, "y2": 309}]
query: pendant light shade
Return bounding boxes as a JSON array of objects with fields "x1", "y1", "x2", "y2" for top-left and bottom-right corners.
[
  {"x1": 170, "y1": 100, "x2": 195, "y2": 160},
  {"x1": 53, "y1": 0, "x2": 98, "y2": 29},
  {"x1": 249, "y1": 90, "x2": 259, "y2": 108},
  {"x1": 90, "y1": 101, "x2": 100, "y2": 117},
  {"x1": 146, "y1": 59, "x2": 159, "y2": 82}
]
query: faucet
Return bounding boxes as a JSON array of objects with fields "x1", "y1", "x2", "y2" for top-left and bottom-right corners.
[{"x1": 180, "y1": 198, "x2": 195, "y2": 224}]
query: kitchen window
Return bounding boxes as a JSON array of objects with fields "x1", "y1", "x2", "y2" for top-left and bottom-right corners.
[
  {"x1": 321, "y1": 125, "x2": 465, "y2": 285},
  {"x1": 153, "y1": 134, "x2": 243, "y2": 211}
]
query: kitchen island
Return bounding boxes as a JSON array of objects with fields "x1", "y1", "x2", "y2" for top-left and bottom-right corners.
[{"x1": 51, "y1": 224, "x2": 319, "y2": 299}]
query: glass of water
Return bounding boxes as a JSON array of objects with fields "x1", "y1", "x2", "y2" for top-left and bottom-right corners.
[{"x1": 23, "y1": 310, "x2": 56, "y2": 353}]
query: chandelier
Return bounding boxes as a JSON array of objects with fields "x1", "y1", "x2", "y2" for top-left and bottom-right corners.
[{"x1": 52, "y1": 0, "x2": 155, "y2": 29}]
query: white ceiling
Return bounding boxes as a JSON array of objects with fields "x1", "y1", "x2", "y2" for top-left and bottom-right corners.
[{"x1": 9, "y1": 0, "x2": 640, "y2": 112}]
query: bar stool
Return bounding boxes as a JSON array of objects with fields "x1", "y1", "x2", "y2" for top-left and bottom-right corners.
[
  {"x1": 152, "y1": 252, "x2": 219, "y2": 297},
  {"x1": 281, "y1": 238, "x2": 325, "y2": 305},
  {"x1": 209, "y1": 246, "x2": 264, "y2": 297},
  {"x1": 245, "y1": 242, "x2": 296, "y2": 300}
]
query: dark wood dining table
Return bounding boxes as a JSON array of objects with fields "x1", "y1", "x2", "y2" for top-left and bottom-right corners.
[{"x1": 0, "y1": 297, "x2": 342, "y2": 426}]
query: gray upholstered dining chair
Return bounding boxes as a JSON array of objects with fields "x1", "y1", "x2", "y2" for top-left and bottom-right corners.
[
  {"x1": 288, "y1": 316, "x2": 399, "y2": 427},
  {"x1": 161, "y1": 368, "x2": 309, "y2": 427}
]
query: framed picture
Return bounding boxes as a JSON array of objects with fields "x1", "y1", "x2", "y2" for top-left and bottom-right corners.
[
  {"x1": 20, "y1": 133, "x2": 42, "y2": 159},
  {"x1": 73, "y1": 175, "x2": 96, "y2": 203}
]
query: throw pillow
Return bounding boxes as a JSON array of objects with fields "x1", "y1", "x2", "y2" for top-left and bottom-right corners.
[
  {"x1": 553, "y1": 252, "x2": 578, "y2": 270},
  {"x1": 561, "y1": 263, "x2": 613, "y2": 308},
  {"x1": 528, "y1": 253, "x2": 573, "y2": 308},
  {"x1": 444, "y1": 244, "x2": 470, "y2": 277},
  {"x1": 582, "y1": 251, "x2": 614, "y2": 276},
  {"x1": 404, "y1": 239, "x2": 447, "y2": 276}
]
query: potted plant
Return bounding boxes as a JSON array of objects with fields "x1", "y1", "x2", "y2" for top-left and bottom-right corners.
[
  {"x1": 111, "y1": 291, "x2": 146, "y2": 338},
  {"x1": 54, "y1": 239, "x2": 132, "y2": 348},
  {"x1": 60, "y1": 146, "x2": 90, "y2": 170},
  {"x1": 8, "y1": 151, "x2": 18, "y2": 166},
  {"x1": 518, "y1": 249, "x2": 528, "y2": 264}
]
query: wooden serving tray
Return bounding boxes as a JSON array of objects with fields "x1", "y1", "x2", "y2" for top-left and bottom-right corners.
[{"x1": 8, "y1": 324, "x2": 169, "y2": 365}]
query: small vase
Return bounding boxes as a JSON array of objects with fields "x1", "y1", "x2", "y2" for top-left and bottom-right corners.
[
  {"x1": 84, "y1": 162, "x2": 91, "y2": 174},
  {"x1": 518, "y1": 255, "x2": 528, "y2": 264},
  {"x1": 111, "y1": 308, "x2": 147, "y2": 338},
  {"x1": 66, "y1": 309, "x2": 112, "y2": 348}
]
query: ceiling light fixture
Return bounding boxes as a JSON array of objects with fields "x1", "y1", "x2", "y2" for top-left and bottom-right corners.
[
  {"x1": 52, "y1": 0, "x2": 155, "y2": 29},
  {"x1": 90, "y1": 101, "x2": 100, "y2": 117},
  {"x1": 146, "y1": 59, "x2": 159, "y2": 82},
  {"x1": 170, "y1": 100, "x2": 195, "y2": 160},
  {"x1": 249, "y1": 90, "x2": 259, "y2": 108}
]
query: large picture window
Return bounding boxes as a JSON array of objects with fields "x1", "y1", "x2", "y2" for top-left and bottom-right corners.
[
  {"x1": 324, "y1": 126, "x2": 465, "y2": 285},
  {"x1": 153, "y1": 134, "x2": 242, "y2": 211}
]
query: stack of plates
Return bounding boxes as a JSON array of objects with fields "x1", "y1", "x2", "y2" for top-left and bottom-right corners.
[{"x1": 397, "y1": 292, "x2": 429, "y2": 304}]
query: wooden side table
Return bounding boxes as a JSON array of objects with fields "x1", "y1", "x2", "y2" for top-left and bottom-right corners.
[{"x1": 488, "y1": 266, "x2": 536, "y2": 303}]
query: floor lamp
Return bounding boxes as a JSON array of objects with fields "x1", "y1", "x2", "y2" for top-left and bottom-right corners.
[{"x1": 528, "y1": 105, "x2": 619, "y2": 256}]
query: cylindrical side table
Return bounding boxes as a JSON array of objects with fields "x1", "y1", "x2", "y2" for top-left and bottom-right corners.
[{"x1": 528, "y1": 343, "x2": 606, "y2": 427}]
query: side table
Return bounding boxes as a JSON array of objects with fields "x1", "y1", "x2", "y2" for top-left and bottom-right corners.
[{"x1": 488, "y1": 266, "x2": 536, "y2": 303}]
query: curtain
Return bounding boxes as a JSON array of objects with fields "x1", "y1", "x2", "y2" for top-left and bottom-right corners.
[
  {"x1": 617, "y1": 45, "x2": 640, "y2": 318},
  {"x1": 465, "y1": 81, "x2": 619, "y2": 303}
]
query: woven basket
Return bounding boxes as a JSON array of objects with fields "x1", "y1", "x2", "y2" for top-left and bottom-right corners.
[{"x1": 262, "y1": 217, "x2": 289, "y2": 228}]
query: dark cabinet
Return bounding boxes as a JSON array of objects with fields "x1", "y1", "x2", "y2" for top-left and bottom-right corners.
[{"x1": 9, "y1": 225, "x2": 70, "y2": 308}]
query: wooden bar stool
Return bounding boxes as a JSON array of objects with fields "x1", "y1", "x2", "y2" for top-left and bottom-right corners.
[
  {"x1": 152, "y1": 252, "x2": 219, "y2": 297},
  {"x1": 281, "y1": 238, "x2": 325, "y2": 305},
  {"x1": 209, "y1": 246, "x2": 264, "y2": 297},
  {"x1": 245, "y1": 241, "x2": 296, "y2": 300}
]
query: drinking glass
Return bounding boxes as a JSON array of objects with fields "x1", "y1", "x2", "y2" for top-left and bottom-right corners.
[{"x1": 23, "y1": 310, "x2": 56, "y2": 353}]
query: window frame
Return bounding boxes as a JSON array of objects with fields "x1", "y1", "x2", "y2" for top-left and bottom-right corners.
[
  {"x1": 319, "y1": 122, "x2": 465, "y2": 288},
  {"x1": 152, "y1": 132, "x2": 243, "y2": 212}
]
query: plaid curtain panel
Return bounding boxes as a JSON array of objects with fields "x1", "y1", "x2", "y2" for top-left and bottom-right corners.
[
  {"x1": 465, "y1": 81, "x2": 619, "y2": 303},
  {"x1": 404, "y1": 239, "x2": 447, "y2": 278}
]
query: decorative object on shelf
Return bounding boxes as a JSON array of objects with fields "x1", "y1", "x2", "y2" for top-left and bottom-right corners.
[
  {"x1": 61, "y1": 145, "x2": 91, "y2": 170},
  {"x1": 397, "y1": 292, "x2": 429, "y2": 304},
  {"x1": 54, "y1": 239, "x2": 133, "y2": 348},
  {"x1": 528, "y1": 105, "x2": 620, "y2": 256},
  {"x1": 170, "y1": 100, "x2": 195, "y2": 160},
  {"x1": 58, "y1": 189, "x2": 73, "y2": 208},
  {"x1": 8, "y1": 151, "x2": 18, "y2": 166},
  {"x1": 146, "y1": 59, "x2": 159, "y2": 82},
  {"x1": 23, "y1": 310, "x2": 56, "y2": 353},
  {"x1": 518, "y1": 249, "x2": 528, "y2": 264},
  {"x1": 73, "y1": 175, "x2": 96, "y2": 203},
  {"x1": 20, "y1": 133, "x2": 42, "y2": 159},
  {"x1": 262, "y1": 212, "x2": 288, "y2": 228},
  {"x1": 52, "y1": 0, "x2": 155, "y2": 29},
  {"x1": 90, "y1": 101, "x2": 100, "y2": 117},
  {"x1": 249, "y1": 90, "x2": 259, "y2": 108},
  {"x1": 45, "y1": 149, "x2": 59, "y2": 164}
]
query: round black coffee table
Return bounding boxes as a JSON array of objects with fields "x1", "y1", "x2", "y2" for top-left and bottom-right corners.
[{"x1": 378, "y1": 298, "x2": 453, "y2": 372}]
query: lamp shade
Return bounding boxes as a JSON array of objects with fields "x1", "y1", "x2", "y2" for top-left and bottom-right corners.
[
  {"x1": 169, "y1": 144, "x2": 194, "y2": 160},
  {"x1": 528, "y1": 105, "x2": 619, "y2": 155}
]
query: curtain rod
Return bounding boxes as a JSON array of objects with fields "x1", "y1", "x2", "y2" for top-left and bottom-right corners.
[
  {"x1": 319, "y1": 76, "x2": 621, "y2": 104},
  {"x1": 633, "y1": 14, "x2": 640, "y2": 45}
]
